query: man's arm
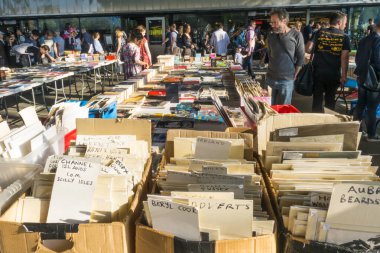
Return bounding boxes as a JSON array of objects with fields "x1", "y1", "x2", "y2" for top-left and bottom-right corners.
[
  {"x1": 170, "y1": 33, "x2": 175, "y2": 52},
  {"x1": 373, "y1": 38, "x2": 380, "y2": 70},
  {"x1": 340, "y1": 50, "x2": 349, "y2": 86},
  {"x1": 294, "y1": 33, "x2": 305, "y2": 79},
  {"x1": 305, "y1": 41, "x2": 314, "y2": 54}
]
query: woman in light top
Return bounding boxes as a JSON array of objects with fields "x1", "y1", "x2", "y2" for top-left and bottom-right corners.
[
  {"x1": 92, "y1": 32, "x2": 105, "y2": 54},
  {"x1": 122, "y1": 29, "x2": 148, "y2": 79},
  {"x1": 43, "y1": 31, "x2": 58, "y2": 58}
]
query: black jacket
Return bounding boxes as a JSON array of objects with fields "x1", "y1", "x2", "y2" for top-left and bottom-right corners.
[
  {"x1": 355, "y1": 32, "x2": 380, "y2": 85},
  {"x1": 0, "y1": 40, "x2": 8, "y2": 67}
]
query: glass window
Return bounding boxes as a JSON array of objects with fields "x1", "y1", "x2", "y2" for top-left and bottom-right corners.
[
  {"x1": 349, "y1": 6, "x2": 380, "y2": 48},
  {"x1": 38, "y1": 18, "x2": 79, "y2": 34},
  {"x1": 80, "y1": 16, "x2": 121, "y2": 35}
]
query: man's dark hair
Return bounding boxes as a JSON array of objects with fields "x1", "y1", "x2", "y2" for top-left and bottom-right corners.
[
  {"x1": 31, "y1": 30, "x2": 40, "y2": 37},
  {"x1": 249, "y1": 19, "x2": 256, "y2": 25},
  {"x1": 329, "y1": 11, "x2": 347, "y2": 26},
  {"x1": 369, "y1": 18, "x2": 373, "y2": 23},
  {"x1": 309, "y1": 20, "x2": 314, "y2": 25},
  {"x1": 215, "y1": 22, "x2": 223, "y2": 29},
  {"x1": 269, "y1": 8, "x2": 289, "y2": 21}
]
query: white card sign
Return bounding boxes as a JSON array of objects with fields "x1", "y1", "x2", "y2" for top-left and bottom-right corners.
[
  {"x1": 47, "y1": 157, "x2": 101, "y2": 223},
  {"x1": 76, "y1": 135, "x2": 136, "y2": 147},
  {"x1": 44, "y1": 155, "x2": 70, "y2": 173},
  {"x1": 189, "y1": 198, "x2": 253, "y2": 239},
  {"x1": 310, "y1": 192, "x2": 331, "y2": 209},
  {"x1": 326, "y1": 182, "x2": 380, "y2": 231},
  {"x1": 148, "y1": 198, "x2": 201, "y2": 241},
  {"x1": 188, "y1": 184, "x2": 245, "y2": 199},
  {"x1": 194, "y1": 137, "x2": 231, "y2": 160}
]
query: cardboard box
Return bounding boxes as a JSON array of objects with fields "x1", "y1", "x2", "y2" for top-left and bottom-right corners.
[
  {"x1": 256, "y1": 114, "x2": 352, "y2": 155},
  {"x1": 136, "y1": 128, "x2": 278, "y2": 253},
  {"x1": 284, "y1": 235, "x2": 358, "y2": 253},
  {"x1": 76, "y1": 118, "x2": 152, "y2": 151},
  {"x1": 136, "y1": 223, "x2": 277, "y2": 253},
  {"x1": 136, "y1": 173, "x2": 278, "y2": 253},
  {"x1": 136, "y1": 176, "x2": 278, "y2": 253},
  {"x1": 165, "y1": 129, "x2": 255, "y2": 162},
  {"x1": 0, "y1": 119, "x2": 153, "y2": 253}
]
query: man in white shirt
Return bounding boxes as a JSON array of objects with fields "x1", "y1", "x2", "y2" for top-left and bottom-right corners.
[{"x1": 210, "y1": 23, "x2": 230, "y2": 56}]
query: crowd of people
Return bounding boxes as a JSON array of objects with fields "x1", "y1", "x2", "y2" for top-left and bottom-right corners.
[
  {"x1": 0, "y1": 9, "x2": 379, "y2": 140},
  {"x1": 162, "y1": 9, "x2": 379, "y2": 141}
]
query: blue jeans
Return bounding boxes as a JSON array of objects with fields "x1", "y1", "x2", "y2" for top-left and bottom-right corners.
[
  {"x1": 243, "y1": 53, "x2": 254, "y2": 78},
  {"x1": 353, "y1": 86, "x2": 380, "y2": 138},
  {"x1": 266, "y1": 78, "x2": 294, "y2": 105}
]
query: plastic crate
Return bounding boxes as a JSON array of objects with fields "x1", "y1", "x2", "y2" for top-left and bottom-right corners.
[
  {"x1": 345, "y1": 78, "x2": 358, "y2": 89},
  {"x1": 88, "y1": 101, "x2": 117, "y2": 119},
  {"x1": 64, "y1": 129, "x2": 77, "y2": 152},
  {"x1": 271, "y1": 105, "x2": 300, "y2": 114}
]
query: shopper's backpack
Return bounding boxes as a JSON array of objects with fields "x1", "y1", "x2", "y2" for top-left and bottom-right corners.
[{"x1": 364, "y1": 38, "x2": 380, "y2": 92}]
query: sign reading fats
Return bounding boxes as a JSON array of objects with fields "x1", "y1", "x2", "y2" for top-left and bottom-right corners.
[
  {"x1": 194, "y1": 137, "x2": 231, "y2": 160},
  {"x1": 326, "y1": 182, "x2": 380, "y2": 231},
  {"x1": 148, "y1": 198, "x2": 201, "y2": 241},
  {"x1": 47, "y1": 157, "x2": 101, "y2": 223},
  {"x1": 189, "y1": 198, "x2": 253, "y2": 239}
]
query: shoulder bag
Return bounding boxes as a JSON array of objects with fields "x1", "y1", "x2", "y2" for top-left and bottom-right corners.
[{"x1": 364, "y1": 37, "x2": 380, "y2": 92}]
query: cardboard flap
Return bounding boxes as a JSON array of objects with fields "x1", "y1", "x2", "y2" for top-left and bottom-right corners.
[
  {"x1": 23, "y1": 223, "x2": 79, "y2": 240},
  {"x1": 0, "y1": 222, "x2": 127, "y2": 253},
  {"x1": 76, "y1": 118, "x2": 152, "y2": 150},
  {"x1": 165, "y1": 130, "x2": 254, "y2": 161},
  {"x1": 174, "y1": 237, "x2": 215, "y2": 253},
  {"x1": 136, "y1": 223, "x2": 175, "y2": 253},
  {"x1": 256, "y1": 113, "x2": 351, "y2": 155}
]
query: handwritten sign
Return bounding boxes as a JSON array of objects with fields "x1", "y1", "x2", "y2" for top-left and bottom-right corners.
[
  {"x1": 85, "y1": 146, "x2": 130, "y2": 163},
  {"x1": 148, "y1": 198, "x2": 201, "y2": 241},
  {"x1": 310, "y1": 192, "x2": 331, "y2": 209},
  {"x1": 47, "y1": 157, "x2": 101, "y2": 223},
  {"x1": 196, "y1": 173, "x2": 245, "y2": 185},
  {"x1": 189, "y1": 159, "x2": 223, "y2": 171},
  {"x1": 202, "y1": 166, "x2": 228, "y2": 175},
  {"x1": 326, "y1": 182, "x2": 380, "y2": 231},
  {"x1": 194, "y1": 137, "x2": 231, "y2": 160},
  {"x1": 171, "y1": 191, "x2": 234, "y2": 200},
  {"x1": 76, "y1": 135, "x2": 136, "y2": 147},
  {"x1": 189, "y1": 198, "x2": 253, "y2": 239},
  {"x1": 167, "y1": 171, "x2": 198, "y2": 184},
  {"x1": 100, "y1": 159, "x2": 129, "y2": 175},
  {"x1": 188, "y1": 184, "x2": 245, "y2": 199},
  {"x1": 44, "y1": 155, "x2": 74, "y2": 173}
]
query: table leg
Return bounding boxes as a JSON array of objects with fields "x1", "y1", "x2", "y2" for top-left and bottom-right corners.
[
  {"x1": 41, "y1": 84, "x2": 49, "y2": 112},
  {"x1": 61, "y1": 79, "x2": 67, "y2": 102},
  {"x1": 2, "y1": 97, "x2": 9, "y2": 121}
]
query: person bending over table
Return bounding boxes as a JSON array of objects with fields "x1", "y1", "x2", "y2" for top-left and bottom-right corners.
[{"x1": 40, "y1": 45, "x2": 56, "y2": 64}]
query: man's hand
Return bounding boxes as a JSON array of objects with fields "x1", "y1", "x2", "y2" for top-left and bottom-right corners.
[
  {"x1": 294, "y1": 65, "x2": 302, "y2": 80},
  {"x1": 340, "y1": 76, "x2": 347, "y2": 87}
]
